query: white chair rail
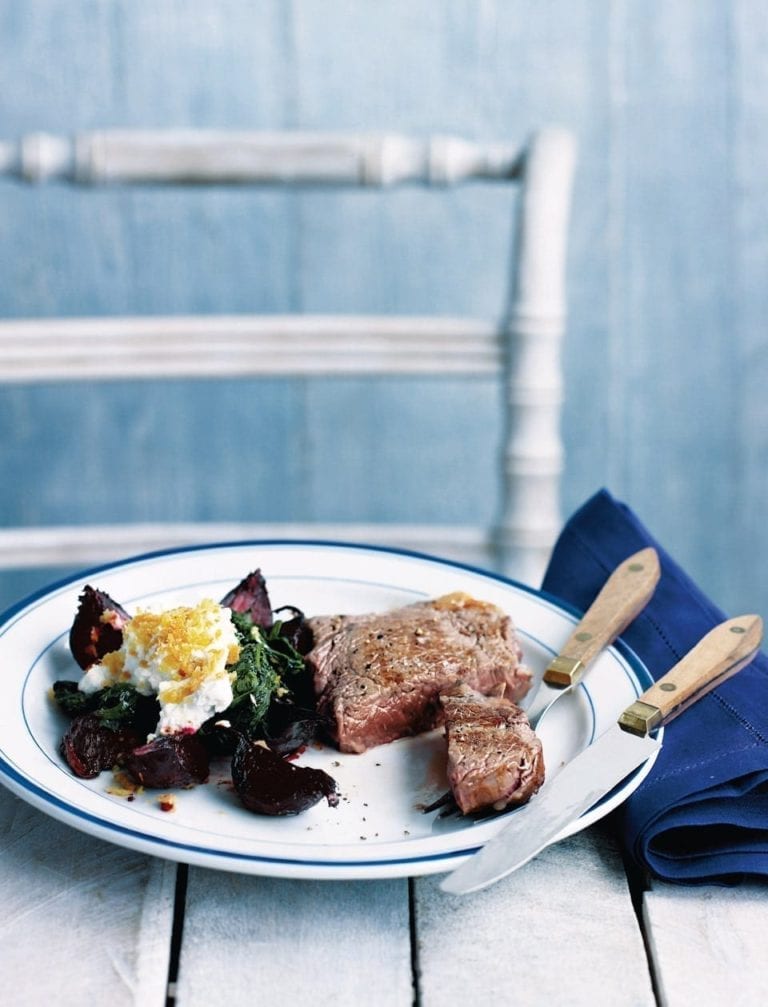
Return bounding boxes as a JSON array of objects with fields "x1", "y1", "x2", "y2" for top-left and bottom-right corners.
[{"x1": 1, "y1": 130, "x2": 523, "y2": 186}]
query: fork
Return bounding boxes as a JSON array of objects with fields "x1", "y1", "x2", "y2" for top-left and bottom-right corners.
[{"x1": 524, "y1": 546, "x2": 660, "y2": 729}]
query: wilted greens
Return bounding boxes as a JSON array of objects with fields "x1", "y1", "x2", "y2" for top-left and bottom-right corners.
[
  {"x1": 52, "y1": 681, "x2": 160, "y2": 736},
  {"x1": 225, "y1": 611, "x2": 308, "y2": 737}
]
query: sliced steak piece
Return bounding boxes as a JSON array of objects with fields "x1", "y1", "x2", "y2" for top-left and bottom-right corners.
[
  {"x1": 439, "y1": 683, "x2": 545, "y2": 815},
  {"x1": 305, "y1": 592, "x2": 531, "y2": 754}
]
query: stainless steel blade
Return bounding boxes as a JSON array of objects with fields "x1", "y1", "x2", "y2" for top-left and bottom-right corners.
[
  {"x1": 440, "y1": 725, "x2": 659, "y2": 894},
  {"x1": 523, "y1": 679, "x2": 565, "y2": 728}
]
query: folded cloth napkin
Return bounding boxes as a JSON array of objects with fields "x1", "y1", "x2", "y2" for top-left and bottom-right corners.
[{"x1": 541, "y1": 488, "x2": 768, "y2": 885}]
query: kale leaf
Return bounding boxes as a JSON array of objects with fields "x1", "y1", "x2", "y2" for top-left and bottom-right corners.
[
  {"x1": 52, "y1": 680, "x2": 159, "y2": 735},
  {"x1": 51, "y1": 680, "x2": 90, "y2": 718},
  {"x1": 224, "y1": 612, "x2": 307, "y2": 738}
]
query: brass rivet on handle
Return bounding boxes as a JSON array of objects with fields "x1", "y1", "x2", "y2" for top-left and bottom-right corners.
[
  {"x1": 628, "y1": 563, "x2": 644, "y2": 572},
  {"x1": 659, "y1": 682, "x2": 677, "y2": 691},
  {"x1": 730, "y1": 626, "x2": 747, "y2": 634},
  {"x1": 575, "y1": 631, "x2": 592, "y2": 642}
]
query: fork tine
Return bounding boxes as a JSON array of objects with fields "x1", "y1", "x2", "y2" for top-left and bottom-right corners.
[{"x1": 422, "y1": 789, "x2": 458, "y2": 815}]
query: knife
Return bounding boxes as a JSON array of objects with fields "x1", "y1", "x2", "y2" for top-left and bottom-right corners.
[
  {"x1": 441, "y1": 613, "x2": 763, "y2": 895},
  {"x1": 525, "y1": 547, "x2": 660, "y2": 728}
]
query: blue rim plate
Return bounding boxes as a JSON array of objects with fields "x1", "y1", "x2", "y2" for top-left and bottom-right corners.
[{"x1": 0, "y1": 541, "x2": 657, "y2": 880}]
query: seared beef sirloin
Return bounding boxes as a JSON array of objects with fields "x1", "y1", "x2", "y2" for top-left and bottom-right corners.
[
  {"x1": 306, "y1": 592, "x2": 531, "y2": 754},
  {"x1": 440, "y1": 683, "x2": 544, "y2": 814}
]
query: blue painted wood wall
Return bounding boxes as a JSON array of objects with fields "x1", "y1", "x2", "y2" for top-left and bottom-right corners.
[{"x1": 1, "y1": 1, "x2": 766, "y2": 620}]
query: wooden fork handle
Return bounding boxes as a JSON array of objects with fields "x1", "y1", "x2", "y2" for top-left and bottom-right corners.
[{"x1": 543, "y1": 547, "x2": 660, "y2": 688}]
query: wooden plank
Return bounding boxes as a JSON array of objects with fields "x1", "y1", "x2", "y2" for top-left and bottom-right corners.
[
  {"x1": 0, "y1": 0, "x2": 305, "y2": 593},
  {"x1": 4, "y1": 0, "x2": 767, "y2": 619},
  {"x1": 415, "y1": 827, "x2": 655, "y2": 1006},
  {"x1": 608, "y1": 2, "x2": 737, "y2": 605},
  {"x1": 643, "y1": 880, "x2": 768, "y2": 1006},
  {"x1": 287, "y1": 0, "x2": 534, "y2": 594},
  {"x1": 0, "y1": 2, "x2": 574, "y2": 607},
  {"x1": 728, "y1": 2, "x2": 768, "y2": 614},
  {"x1": 174, "y1": 873, "x2": 412, "y2": 1006},
  {"x1": 0, "y1": 787, "x2": 176, "y2": 1006}
]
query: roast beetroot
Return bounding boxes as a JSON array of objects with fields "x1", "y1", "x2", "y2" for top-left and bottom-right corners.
[
  {"x1": 69, "y1": 585, "x2": 131, "y2": 670},
  {"x1": 61, "y1": 714, "x2": 143, "y2": 779},
  {"x1": 123, "y1": 735, "x2": 210, "y2": 789},
  {"x1": 220, "y1": 570, "x2": 273, "y2": 628},
  {"x1": 263, "y1": 701, "x2": 329, "y2": 757},
  {"x1": 231, "y1": 734, "x2": 338, "y2": 815},
  {"x1": 273, "y1": 605, "x2": 313, "y2": 656}
]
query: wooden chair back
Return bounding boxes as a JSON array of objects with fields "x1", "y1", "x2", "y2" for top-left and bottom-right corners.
[{"x1": 0, "y1": 127, "x2": 575, "y2": 594}]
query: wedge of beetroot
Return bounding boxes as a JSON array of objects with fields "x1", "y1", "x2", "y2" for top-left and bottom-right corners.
[
  {"x1": 263, "y1": 702, "x2": 329, "y2": 757},
  {"x1": 220, "y1": 570, "x2": 273, "y2": 628},
  {"x1": 69, "y1": 585, "x2": 131, "y2": 670},
  {"x1": 60, "y1": 714, "x2": 143, "y2": 779},
  {"x1": 272, "y1": 605, "x2": 313, "y2": 656},
  {"x1": 231, "y1": 734, "x2": 338, "y2": 815},
  {"x1": 122, "y1": 734, "x2": 210, "y2": 789}
]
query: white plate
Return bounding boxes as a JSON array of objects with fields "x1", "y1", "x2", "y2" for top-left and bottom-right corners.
[{"x1": 0, "y1": 541, "x2": 657, "y2": 880}]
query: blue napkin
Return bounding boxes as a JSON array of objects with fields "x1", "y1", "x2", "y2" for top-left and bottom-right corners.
[{"x1": 541, "y1": 488, "x2": 768, "y2": 884}]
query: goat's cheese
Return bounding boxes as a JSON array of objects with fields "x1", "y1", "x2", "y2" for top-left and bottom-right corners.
[{"x1": 78, "y1": 598, "x2": 240, "y2": 735}]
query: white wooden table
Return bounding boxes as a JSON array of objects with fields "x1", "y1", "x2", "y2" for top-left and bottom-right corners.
[{"x1": 3, "y1": 783, "x2": 767, "y2": 1007}]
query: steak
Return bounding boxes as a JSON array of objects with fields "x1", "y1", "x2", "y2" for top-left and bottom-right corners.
[
  {"x1": 439, "y1": 683, "x2": 545, "y2": 814},
  {"x1": 305, "y1": 592, "x2": 531, "y2": 754}
]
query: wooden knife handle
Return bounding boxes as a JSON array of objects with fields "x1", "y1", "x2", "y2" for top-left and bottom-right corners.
[
  {"x1": 544, "y1": 547, "x2": 660, "y2": 688},
  {"x1": 618, "y1": 614, "x2": 763, "y2": 736}
]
